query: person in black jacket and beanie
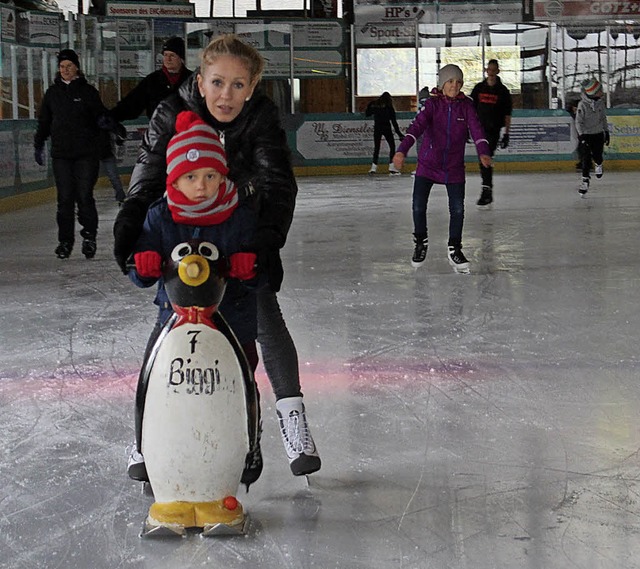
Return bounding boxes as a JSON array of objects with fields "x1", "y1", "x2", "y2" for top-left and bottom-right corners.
[
  {"x1": 365, "y1": 91, "x2": 404, "y2": 175},
  {"x1": 109, "y1": 36, "x2": 193, "y2": 122},
  {"x1": 34, "y1": 48, "x2": 108, "y2": 259},
  {"x1": 115, "y1": 35, "x2": 321, "y2": 484},
  {"x1": 470, "y1": 59, "x2": 513, "y2": 208}
]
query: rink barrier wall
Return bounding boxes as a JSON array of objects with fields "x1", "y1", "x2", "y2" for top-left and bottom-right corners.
[{"x1": 2, "y1": 109, "x2": 640, "y2": 212}]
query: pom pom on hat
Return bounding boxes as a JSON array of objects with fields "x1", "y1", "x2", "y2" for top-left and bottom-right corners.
[
  {"x1": 581, "y1": 77, "x2": 603, "y2": 98},
  {"x1": 162, "y1": 36, "x2": 185, "y2": 60},
  {"x1": 166, "y1": 111, "x2": 229, "y2": 187},
  {"x1": 57, "y1": 48, "x2": 80, "y2": 68},
  {"x1": 438, "y1": 64, "x2": 464, "y2": 90}
]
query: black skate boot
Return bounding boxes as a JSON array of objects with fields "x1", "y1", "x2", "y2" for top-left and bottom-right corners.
[
  {"x1": 241, "y1": 440, "x2": 263, "y2": 491},
  {"x1": 411, "y1": 234, "x2": 428, "y2": 268},
  {"x1": 476, "y1": 185, "x2": 493, "y2": 209},
  {"x1": 448, "y1": 246, "x2": 470, "y2": 273},
  {"x1": 127, "y1": 445, "x2": 149, "y2": 482},
  {"x1": 80, "y1": 230, "x2": 97, "y2": 259},
  {"x1": 55, "y1": 241, "x2": 73, "y2": 259}
]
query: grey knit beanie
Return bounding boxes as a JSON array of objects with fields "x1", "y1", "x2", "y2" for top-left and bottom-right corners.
[{"x1": 438, "y1": 64, "x2": 464, "y2": 90}]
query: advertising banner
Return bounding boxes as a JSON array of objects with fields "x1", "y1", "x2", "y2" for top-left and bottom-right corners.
[{"x1": 533, "y1": 0, "x2": 640, "y2": 21}]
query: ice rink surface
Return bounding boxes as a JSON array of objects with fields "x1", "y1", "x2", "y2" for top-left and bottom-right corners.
[{"x1": 1, "y1": 171, "x2": 639, "y2": 568}]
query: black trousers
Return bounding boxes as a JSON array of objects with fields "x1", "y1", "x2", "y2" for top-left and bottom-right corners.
[
  {"x1": 52, "y1": 157, "x2": 99, "y2": 244},
  {"x1": 479, "y1": 129, "x2": 500, "y2": 188},
  {"x1": 580, "y1": 132, "x2": 605, "y2": 178},
  {"x1": 372, "y1": 126, "x2": 396, "y2": 165}
]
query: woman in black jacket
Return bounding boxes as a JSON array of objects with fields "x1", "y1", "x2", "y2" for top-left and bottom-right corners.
[
  {"x1": 114, "y1": 35, "x2": 321, "y2": 484},
  {"x1": 365, "y1": 91, "x2": 404, "y2": 175},
  {"x1": 34, "y1": 49, "x2": 107, "y2": 259}
]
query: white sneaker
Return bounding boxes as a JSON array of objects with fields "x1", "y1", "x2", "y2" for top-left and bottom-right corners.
[
  {"x1": 276, "y1": 397, "x2": 321, "y2": 476},
  {"x1": 578, "y1": 177, "x2": 589, "y2": 197},
  {"x1": 595, "y1": 163, "x2": 603, "y2": 178}
]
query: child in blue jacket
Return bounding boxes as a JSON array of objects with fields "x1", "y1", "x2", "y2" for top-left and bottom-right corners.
[{"x1": 393, "y1": 64, "x2": 492, "y2": 272}]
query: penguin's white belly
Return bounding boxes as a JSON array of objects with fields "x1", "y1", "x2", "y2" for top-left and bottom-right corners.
[{"x1": 141, "y1": 323, "x2": 250, "y2": 504}]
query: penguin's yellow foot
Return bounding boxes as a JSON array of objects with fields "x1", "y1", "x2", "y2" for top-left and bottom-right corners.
[
  {"x1": 194, "y1": 497, "x2": 244, "y2": 527},
  {"x1": 147, "y1": 501, "x2": 196, "y2": 528}
]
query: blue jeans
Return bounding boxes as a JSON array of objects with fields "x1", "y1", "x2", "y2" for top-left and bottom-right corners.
[
  {"x1": 52, "y1": 157, "x2": 99, "y2": 244},
  {"x1": 412, "y1": 176, "x2": 465, "y2": 248},
  {"x1": 101, "y1": 156, "x2": 126, "y2": 202}
]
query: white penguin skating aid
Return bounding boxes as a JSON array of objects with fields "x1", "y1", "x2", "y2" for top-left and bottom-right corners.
[{"x1": 135, "y1": 240, "x2": 260, "y2": 538}]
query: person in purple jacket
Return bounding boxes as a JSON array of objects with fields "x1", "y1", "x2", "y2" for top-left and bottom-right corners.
[{"x1": 393, "y1": 64, "x2": 492, "y2": 272}]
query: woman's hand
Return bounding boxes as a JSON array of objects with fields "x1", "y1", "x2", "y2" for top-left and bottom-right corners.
[{"x1": 392, "y1": 152, "x2": 405, "y2": 171}]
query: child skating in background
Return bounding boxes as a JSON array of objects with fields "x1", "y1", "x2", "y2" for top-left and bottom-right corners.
[
  {"x1": 127, "y1": 110, "x2": 263, "y2": 486},
  {"x1": 575, "y1": 78, "x2": 610, "y2": 198},
  {"x1": 393, "y1": 64, "x2": 492, "y2": 272}
]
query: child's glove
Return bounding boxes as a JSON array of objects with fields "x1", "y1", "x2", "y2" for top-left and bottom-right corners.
[
  {"x1": 500, "y1": 133, "x2": 510, "y2": 149},
  {"x1": 229, "y1": 252, "x2": 257, "y2": 281},
  {"x1": 134, "y1": 250, "x2": 162, "y2": 278},
  {"x1": 34, "y1": 146, "x2": 45, "y2": 166},
  {"x1": 604, "y1": 131, "x2": 610, "y2": 146}
]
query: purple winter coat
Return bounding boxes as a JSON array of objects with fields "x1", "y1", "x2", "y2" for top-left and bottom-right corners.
[{"x1": 397, "y1": 90, "x2": 490, "y2": 184}]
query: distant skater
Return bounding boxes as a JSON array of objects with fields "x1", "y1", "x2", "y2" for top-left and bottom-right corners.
[
  {"x1": 575, "y1": 78, "x2": 609, "y2": 197},
  {"x1": 366, "y1": 92, "x2": 404, "y2": 175},
  {"x1": 470, "y1": 59, "x2": 513, "y2": 209}
]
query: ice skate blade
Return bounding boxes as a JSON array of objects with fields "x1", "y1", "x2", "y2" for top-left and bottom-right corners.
[
  {"x1": 202, "y1": 515, "x2": 249, "y2": 537},
  {"x1": 453, "y1": 266, "x2": 470, "y2": 274},
  {"x1": 140, "y1": 520, "x2": 187, "y2": 538},
  {"x1": 141, "y1": 482, "x2": 154, "y2": 497},
  {"x1": 476, "y1": 203, "x2": 492, "y2": 210},
  {"x1": 411, "y1": 260, "x2": 426, "y2": 269}
]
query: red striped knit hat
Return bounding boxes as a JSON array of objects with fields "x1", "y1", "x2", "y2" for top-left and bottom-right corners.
[
  {"x1": 166, "y1": 111, "x2": 237, "y2": 226},
  {"x1": 167, "y1": 111, "x2": 229, "y2": 185}
]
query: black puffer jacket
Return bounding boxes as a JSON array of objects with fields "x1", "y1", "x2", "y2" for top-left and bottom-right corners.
[
  {"x1": 114, "y1": 72, "x2": 297, "y2": 291},
  {"x1": 110, "y1": 66, "x2": 193, "y2": 121},
  {"x1": 34, "y1": 74, "x2": 106, "y2": 160}
]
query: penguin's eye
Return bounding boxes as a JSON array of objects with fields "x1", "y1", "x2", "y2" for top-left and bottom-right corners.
[
  {"x1": 171, "y1": 242, "x2": 193, "y2": 261},
  {"x1": 198, "y1": 242, "x2": 219, "y2": 260}
]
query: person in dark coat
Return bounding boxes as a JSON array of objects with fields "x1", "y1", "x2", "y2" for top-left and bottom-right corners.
[
  {"x1": 109, "y1": 36, "x2": 193, "y2": 121},
  {"x1": 365, "y1": 91, "x2": 404, "y2": 175},
  {"x1": 114, "y1": 34, "x2": 321, "y2": 484},
  {"x1": 34, "y1": 48, "x2": 108, "y2": 259},
  {"x1": 470, "y1": 59, "x2": 513, "y2": 208}
]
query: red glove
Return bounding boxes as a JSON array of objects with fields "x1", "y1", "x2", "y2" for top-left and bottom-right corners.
[
  {"x1": 229, "y1": 252, "x2": 257, "y2": 281},
  {"x1": 134, "y1": 251, "x2": 163, "y2": 278}
]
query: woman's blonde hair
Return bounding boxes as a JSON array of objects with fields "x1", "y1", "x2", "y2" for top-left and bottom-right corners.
[{"x1": 201, "y1": 34, "x2": 265, "y2": 83}]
